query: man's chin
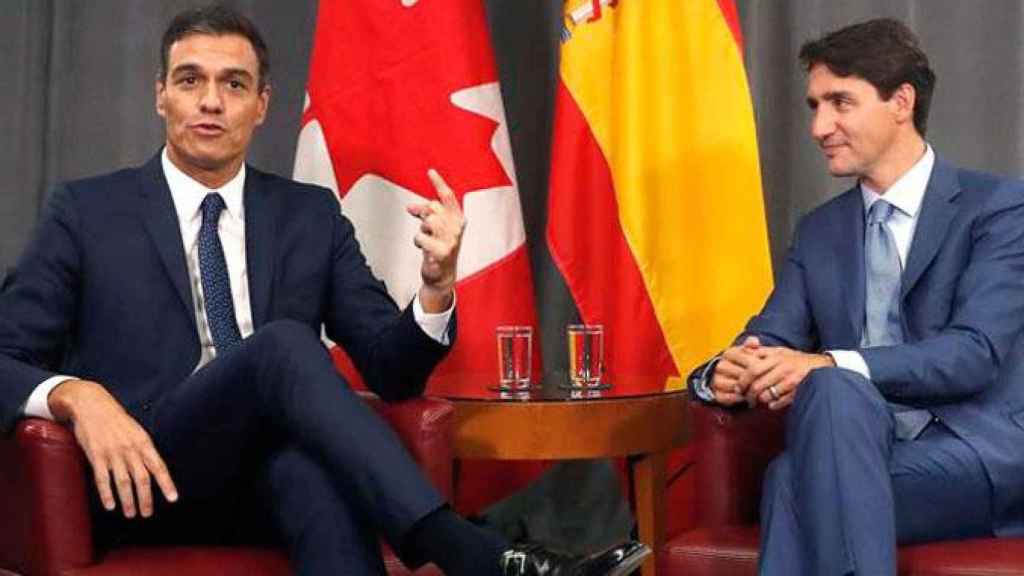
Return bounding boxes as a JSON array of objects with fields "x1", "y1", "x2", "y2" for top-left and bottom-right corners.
[
  {"x1": 825, "y1": 160, "x2": 857, "y2": 179},
  {"x1": 165, "y1": 146, "x2": 241, "y2": 184},
  {"x1": 177, "y1": 147, "x2": 234, "y2": 172}
]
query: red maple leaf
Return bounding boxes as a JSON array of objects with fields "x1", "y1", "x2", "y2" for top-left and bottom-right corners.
[{"x1": 305, "y1": 0, "x2": 512, "y2": 201}]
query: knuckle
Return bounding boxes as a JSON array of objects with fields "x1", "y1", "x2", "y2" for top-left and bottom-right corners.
[
  {"x1": 146, "y1": 453, "x2": 168, "y2": 471},
  {"x1": 145, "y1": 448, "x2": 166, "y2": 467}
]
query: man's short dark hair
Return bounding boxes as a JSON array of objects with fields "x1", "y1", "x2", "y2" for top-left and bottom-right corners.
[
  {"x1": 160, "y1": 4, "x2": 270, "y2": 90},
  {"x1": 799, "y1": 18, "x2": 936, "y2": 135}
]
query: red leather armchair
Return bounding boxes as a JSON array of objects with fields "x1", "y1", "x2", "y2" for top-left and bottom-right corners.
[
  {"x1": 659, "y1": 403, "x2": 1024, "y2": 575},
  {"x1": 0, "y1": 394, "x2": 451, "y2": 576},
  {"x1": 659, "y1": 403, "x2": 1024, "y2": 573}
]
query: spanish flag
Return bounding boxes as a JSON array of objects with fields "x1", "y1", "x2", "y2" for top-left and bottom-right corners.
[{"x1": 547, "y1": 0, "x2": 772, "y2": 391}]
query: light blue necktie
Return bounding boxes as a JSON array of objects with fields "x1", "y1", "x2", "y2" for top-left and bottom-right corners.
[
  {"x1": 864, "y1": 200, "x2": 903, "y2": 347},
  {"x1": 863, "y1": 198, "x2": 931, "y2": 440},
  {"x1": 198, "y1": 193, "x2": 242, "y2": 353}
]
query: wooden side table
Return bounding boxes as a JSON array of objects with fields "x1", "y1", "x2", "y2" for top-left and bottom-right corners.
[{"x1": 450, "y1": 391, "x2": 690, "y2": 576}]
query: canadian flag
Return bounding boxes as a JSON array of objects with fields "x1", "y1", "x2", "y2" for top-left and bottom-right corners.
[{"x1": 293, "y1": 0, "x2": 543, "y2": 510}]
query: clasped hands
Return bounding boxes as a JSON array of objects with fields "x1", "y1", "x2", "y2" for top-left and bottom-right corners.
[{"x1": 710, "y1": 336, "x2": 834, "y2": 409}]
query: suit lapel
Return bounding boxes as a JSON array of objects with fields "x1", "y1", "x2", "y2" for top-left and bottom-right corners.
[
  {"x1": 137, "y1": 154, "x2": 197, "y2": 332},
  {"x1": 244, "y1": 168, "x2": 276, "y2": 329},
  {"x1": 901, "y1": 158, "x2": 960, "y2": 298},
  {"x1": 834, "y1": 188, "x2": 867, "y2": 343}
]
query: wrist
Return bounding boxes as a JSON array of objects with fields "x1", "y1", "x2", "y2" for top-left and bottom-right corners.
[
  {"x1": 419, "y1": 284, "x2": 454, "y2": 313},
  {"x1": 820, "y1": 352, "x2": 836, "y2": 367},
  {"x1": 48, "y1": 379, "x2": 94, "y2": 422},
  {"x1": 693, "y1": 358, "x2": 719, "y2": 403}
]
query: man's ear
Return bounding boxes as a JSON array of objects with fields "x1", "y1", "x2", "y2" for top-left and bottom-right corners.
[
  {"x1": 155, "y1": 74, "x2": 167, "y2": 119},
  {"x1": 254, "y1": 84, "x2": 271, "y2": 126},
  {"x1": 890, "y1": 82, "x2": 917, "y2": 126}
]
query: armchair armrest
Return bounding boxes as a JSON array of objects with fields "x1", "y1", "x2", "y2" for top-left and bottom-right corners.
[
  {"x1": 0, "y1": 418, "x2": 93, "y2": 576},
  {"x1": 690, "y1": 403, "x2": 786, "y2": 527},
  {"x1": 0, "y1": 396, "x2": 453, "y2": 576}
]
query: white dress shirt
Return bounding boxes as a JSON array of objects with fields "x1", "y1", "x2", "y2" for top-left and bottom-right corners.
[
  {"x1": 23, "y1": 149, "x2": 452, "y2": 419},
  {"x1": 165, "y1": 148, "x2": 253, "y2": 367},
  {"x1": 827, "y1": 145, "x2": 935, "y2": 378}
]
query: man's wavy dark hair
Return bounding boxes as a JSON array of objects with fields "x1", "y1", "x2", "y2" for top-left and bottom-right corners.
[
  {"x1": 159, "y1": 4, "x2": 270, "y2": 90},
  {"x1": 799, "y1": 18, "x2": 936, "y2": 135}
]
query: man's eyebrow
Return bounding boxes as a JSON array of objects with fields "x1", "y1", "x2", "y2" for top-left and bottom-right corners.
[
  {"x1": 821, "y1": 90, "x2": 853, "y2": 101},
  {"x1": 169, "y1": 64, "x2": 255, "y2": 81},
  {"x1": 169, "y1": 63, "x2": 202, "y2": 76},
  {"x1": 219, "y1": 68, "x2": 255, "y2": 81},
  {"x1": 806, "y1": 90, "x2": 853, "y2": 107}
]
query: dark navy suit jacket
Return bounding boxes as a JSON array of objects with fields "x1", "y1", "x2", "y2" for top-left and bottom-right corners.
[
  {"x1": 0, "y1": 153, "x2": 449, "y2": 434},
  {"x1": 694, "y1": 157, "x2": 1024, "y2": 536}
]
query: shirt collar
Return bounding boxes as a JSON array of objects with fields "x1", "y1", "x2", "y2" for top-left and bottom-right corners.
[
  {"x1": 860, "y1": 144, "x2": 934, "y2": 218},
  {"x1": 161, "y1": 147, "x2": 246, "y2": 223}
]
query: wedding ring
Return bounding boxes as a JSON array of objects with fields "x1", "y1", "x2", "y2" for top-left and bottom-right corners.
[{"x1": 768, "y1": 384, "x2": 781, "y2": 401}]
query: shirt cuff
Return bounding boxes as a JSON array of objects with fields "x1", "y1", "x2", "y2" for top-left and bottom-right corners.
[
  {"x1": 412, "y1": 293, "x2": 454, "y2": 346},
  {"x1": 22, "y1": 375, "x2": 76, "y2": 420},
  {"x1": 691, "y1": 356, "x2": 722, "y2": 402},
  {"x1": 826, "y1": 350, "x2": 871, "y2": 380}
]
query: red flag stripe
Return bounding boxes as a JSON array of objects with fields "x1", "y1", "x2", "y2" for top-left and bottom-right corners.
[
  {"x1": 546, "y1": 81, "x2": 677, "y2": 384},
  {"x1": 715, "y1": 0, "x2": 744, "y2": 50}
]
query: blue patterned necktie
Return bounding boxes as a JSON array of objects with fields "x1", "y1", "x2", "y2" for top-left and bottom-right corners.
[
  {"x1": 198, "y1": 193, "x2": 242, "y2": 353},
  {"x1": 863, "y1": 198, "x2": 932, "y2": 439}
]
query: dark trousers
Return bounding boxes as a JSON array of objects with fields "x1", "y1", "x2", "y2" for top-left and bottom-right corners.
[
  {"x1": 94, "y1": 320, "x2": 444, "y2": 575},
  {"x1": 758, "y1": 368, "x2": 994, "y2": 576}
]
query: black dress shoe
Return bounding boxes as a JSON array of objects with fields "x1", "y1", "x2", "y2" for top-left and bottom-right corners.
[{"x1": 500, "y1": 540, "x2": 651, "y2": 576}]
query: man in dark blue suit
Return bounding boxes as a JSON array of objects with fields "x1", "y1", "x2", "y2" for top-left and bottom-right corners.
[
  {"x1": 689, "y1": 19, "x2": 1024, "y2": 576},
  {"x1": 0, "y1": 5, "x2": 647, "y2": 576}
]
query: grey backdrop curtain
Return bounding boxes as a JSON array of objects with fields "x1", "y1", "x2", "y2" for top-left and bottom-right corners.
[{"x1": 3, "y1": 0, "x2": 1024, "y2": 373}]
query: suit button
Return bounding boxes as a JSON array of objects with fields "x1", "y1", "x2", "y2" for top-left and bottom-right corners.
[{"x1": 142, "y1": 402, "x2": 152, "y2": 412}]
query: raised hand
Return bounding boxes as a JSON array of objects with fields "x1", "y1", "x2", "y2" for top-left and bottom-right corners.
[{"x1": 406, "y1": 169, "x2": 466, "y2": 313}]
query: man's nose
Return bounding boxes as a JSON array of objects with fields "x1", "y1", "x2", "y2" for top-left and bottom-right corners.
[
  {"x1": 810, "y1": 109, "x2": 834, "y2": 142},
  {"x1": 198, "y1": 83, "x2": 224, "y2": 113}
]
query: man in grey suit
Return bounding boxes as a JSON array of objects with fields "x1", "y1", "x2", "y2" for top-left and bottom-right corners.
[{"x1": 689, "y1": 18, "x2": 1024, "y2": 575}]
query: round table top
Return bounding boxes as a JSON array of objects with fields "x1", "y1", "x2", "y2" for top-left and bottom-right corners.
[
  {"x1": 441, "y1": 372, "x2": 691, "y2": 459},
  {"x1": 434, "y1": 371, "x2": 688, "y2": 403}
]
